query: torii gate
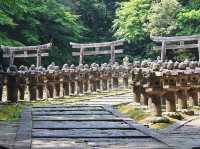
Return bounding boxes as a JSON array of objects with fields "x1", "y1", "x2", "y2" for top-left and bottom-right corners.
[
  {"x1": 70, "y1": 40, "x2": 124, "y2": 64},
  {"x1": 1, "y1": 43, "x2": 52, "y2": 67},
  {"x1": 152, "y1": 35, "x2": 200, "y2": 62}
]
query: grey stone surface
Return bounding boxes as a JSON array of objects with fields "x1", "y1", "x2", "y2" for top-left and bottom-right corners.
[
  {"x1": 33, "y1": 121, "x2": 130, "y2": 129},
  {"x1": 32, "y1": 138, "x2": 171, "y2": 149},
  {"x1": 32, "y1": 115, "x2": 116, "y2": 120},
  {"x1": 32, "y1": 129, "x2": 147, "y2": 138},
  {"x1": 14, "y1": 107, "x2": 32, "y2": 149},
  {"x1": 10, "y1": 93, "x2": 172, "y2": 149},
  {"x1": 0, "y1": 121, "x2": 19, "y2": 149},
  {"x1": 31, "y1": 103, "x2": 172, "y2": 149},
  {"x1": 32, "y1": 110, "x2": 112, "y2": 116},
  {"x1": 159, "y1": 117, "x2": 200, "y2": 149}
]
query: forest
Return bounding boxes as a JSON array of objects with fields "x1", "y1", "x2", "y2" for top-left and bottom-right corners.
[{"x1": 0, "y1": 0, "x2": 200, "y2": 66}]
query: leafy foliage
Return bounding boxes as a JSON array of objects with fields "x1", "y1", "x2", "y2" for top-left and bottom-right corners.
[
  {"x1": 148, "y1": 0, "x2": 181, "y2": 36},
  {"x1": 0, "y1": 0, "x2": 200, "y2": 65},
  {"x1": 176, "y1": 0, "x2": 200, "y2": 35},
  {"x1": 0, "y1": 0, "x2": 84, "y2": 66},
  {"x1": 113, "y1": 0, "x2": 151, "y2": 42}
]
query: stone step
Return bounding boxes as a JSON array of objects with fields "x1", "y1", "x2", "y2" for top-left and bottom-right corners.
[
  {"x1": 32, "y1": 129, "x2": 148, "y2": 138},
  {"x1": 32, "y1": 115, "x2": 117, "y2": 119},
  {"x1": 32, "y1": 121, "x2": 130, "y2": 129},
  {"x1": 32, "y1": 110, "x2": 112, "y2": 116},
  {"x1": 32, "y1": 138, "x2": 172, "y2": 149}
]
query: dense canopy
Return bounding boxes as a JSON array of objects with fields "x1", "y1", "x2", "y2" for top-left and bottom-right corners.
[{"x1": 0, "y1": 0, "x2": 200, "y2": 66}]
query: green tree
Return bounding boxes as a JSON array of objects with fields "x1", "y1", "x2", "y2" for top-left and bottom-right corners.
[
  {"x1": 176, "y1": 0, "x2": 200, "y2": 35},
  {"x1": 148, "y1": 0, "x2": 181, "y2": 36},
  {"x1": 0, "y1": 0, "x2": 84, "y2": 66},
  {"x1": 113, "y1": 0, "x2": 151, "y2": 42}
]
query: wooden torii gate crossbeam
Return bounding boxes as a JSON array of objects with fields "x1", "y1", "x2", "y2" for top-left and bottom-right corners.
[
  {"x1": 152, "y1": 35, "x2": 200, "y2": 61},
  {"x1": 70, "y1": 40, "x2": 125, "y2": 64},
  {"x1": 1, "y1": 43, "x2": 52, "y2": 67}
]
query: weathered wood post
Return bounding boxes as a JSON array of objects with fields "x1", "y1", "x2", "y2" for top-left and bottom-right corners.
[
  {"x1": 9, "y1": 51, "x2": 15, "y2": 66},
  {"x1": 110, "y1": 43, "x2": 115, "y2": 64},
  {"x1": 198, "y1": 39, "x2": 200, "y2": 62},
  {"x1": 161, "y1": 41, "x2": 166, "y2": 62},
  {"x1": 79, "y1": 48, "x2": 84, "y2": 65},
  {"x1": 71, "y1": 40, "x2": 124, "y2": 65},
  {"x1": 0, "y1": 65, "x2": 4, "y2": 102},
  {"x1": 37, "y1": 50, "x2": 42, "y2": 67}
]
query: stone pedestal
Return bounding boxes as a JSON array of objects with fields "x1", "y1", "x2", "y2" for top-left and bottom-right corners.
[
  {"x1": 18, "y1": 85, "x2": 25, "y2": 100},
  {"x1": 148, "y1": 97, "x2": 153, "y2": 110},
  {"x1": 123, "y1": 78, "x2": 129, "y2": 88},
  {"x1": 37, "y1": 85, "x2": 43, "y2": 99},
  {"x1": 59, "y1": 79, "x2": 64, "y2": 98},
  {"x1": 188, "y1": 90, "x2": 198, "y2": 106},
  {"x1": 55, "y1": 83, "x2": 60, "y2": 98},
  {"x1": 78, "y1": 81, "x2": 84, "y2": 94},
  {"x1": 84, "y1": 81, "x2": 89, "y2": 93},
  {"x1": 113, "y1": 78, "x2": 119, "y2": 88},
  {"x1": 140, "y1": 92, "x2": 148, "y2": 106},
  {"x1": 70, "y1": 82, "x2": 75, "y2": 95},
  {"x1": 47, "y1": 83, "x2": 54, "y2": 98},
  {"x1": 165, "y1": 92, "x2": 176, "y2": 112},
  {"x1": 151, "y1": 96, "x2": 162, "y2": 117},
  {"x1": 132, "y1": 85, "x2": 141, "y2": 103},
  {"x1": 0, "y1": 83, "x2": 2, "y2": 102},
  {"x1": 177, "y1": 90, "x2": 187, "y2": 110},
  {"x1": 96, "y1": 80, "x2": 101, "y2": 90},
  {"x1": 7, "y1": 74, "x2": 18, "y2": 103},
  {"x1": 29, "y1": 85, "x2": 37, "y2": 100},
  {"x1": 64, "y1": 82, "x2": 69, "y2": 96},
  {"x1": 102, "y1": 79, "x2": 108, "y2": 91}
]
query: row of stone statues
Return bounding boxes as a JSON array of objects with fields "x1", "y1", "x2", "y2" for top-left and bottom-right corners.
[
  {"x1": 0, "y1": 62, "x2": 131, "y2": 103},
  {"x1": 131, "y1": 59, "x2": 200, "y2": 117}
]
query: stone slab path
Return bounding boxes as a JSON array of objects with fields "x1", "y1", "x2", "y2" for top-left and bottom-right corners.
[
  {"x1": 72, "y1": 93, "x2": 133, "y2": 106},
  {"x1": 0, "y1": 121, "x2": 19, "y2": 149},
  {"x1": 14, "y1": 104, "x2": 173, "y2": 149},
  {"x1": 159, "y1": 116, "x2": 200, "y2": 149}
]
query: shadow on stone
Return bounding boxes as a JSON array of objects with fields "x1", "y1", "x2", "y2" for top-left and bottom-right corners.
[{"x1": 0, "y1": 146, "x2": 9, "y2": 149}]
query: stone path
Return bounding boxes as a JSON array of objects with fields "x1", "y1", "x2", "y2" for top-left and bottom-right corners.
[
  {"x1": 0, "y1": 121, "x2": 19, "y2": 149},
  {"x1": 159, "y1": 116, "x2": 200, "y2": 149},
  {"x1": 73, "y1": 93, "x2": 133, "y2": 106},
  {"x1": 14, "y1": 104, "x2": 172, "y2": 149}
]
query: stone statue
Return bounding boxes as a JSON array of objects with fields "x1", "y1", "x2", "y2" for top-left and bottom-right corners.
[{"x1": 123, "y1": 56, "x2": 129, "y2": 66}]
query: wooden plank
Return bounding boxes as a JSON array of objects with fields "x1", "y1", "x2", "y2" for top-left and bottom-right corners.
[
  {"x1": 154, "y1": 44, "x2": 198, "y2": 51},
  {"x1": 72, "y1": 49, "x2": 123, "y2": 56},
  {"x1": 3, "y1": 53, "x2": 49, "y2": 58},
  {"x1": 152, "y1": 35, "x2": 200, "y2": 42},
  {"x1": 70, "y1": 40, "x2": 124, "y2": 49},
  {"x1": 1, "y1": 43, "x2": 52, "y2": 51}
]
